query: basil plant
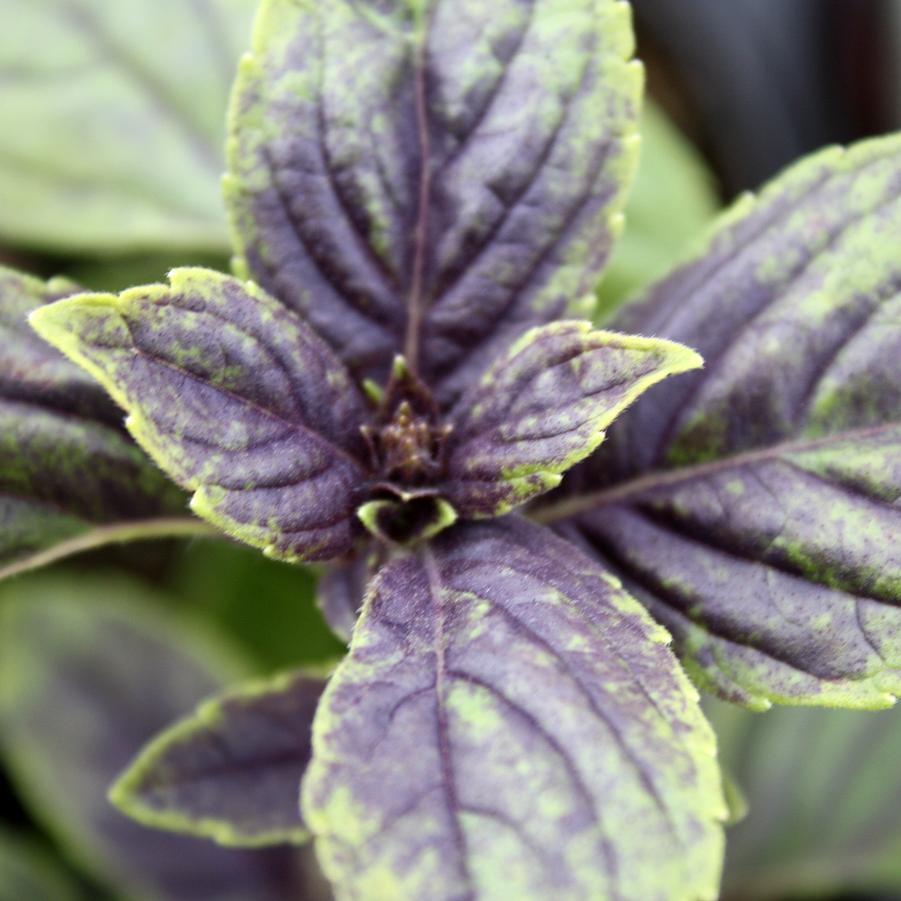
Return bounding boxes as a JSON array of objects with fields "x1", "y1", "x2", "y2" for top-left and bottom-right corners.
[{"x1": 4, "y1": 0, "x2": 900, "y2": 898}]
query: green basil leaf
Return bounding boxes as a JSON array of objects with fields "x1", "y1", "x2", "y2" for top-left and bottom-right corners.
[
  {"x1": 0, "y1": 829, "x2": 81, "y2": 901},
  {"x1": 596, "y1": 101, "x2": 719, "y2": 320},
  {"x1": 0, "y1": 0, "x2": 255, "y2": 254},
  {"x1": 710, "y1": 699, "x2": 901, "y2": 900},
  {"x1": 173, "y1": 539, "x2": 343, "y2": 671},
  {"x1": 64, "y1": 252, "x2": 231, "y2": 293},
  {"x1": 303, "y1": 518, "x2": 726, "y2": 901}
]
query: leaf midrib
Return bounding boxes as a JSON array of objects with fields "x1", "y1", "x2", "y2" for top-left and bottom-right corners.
[
  {"x1": 110, "y1": 326, "x2": 366, "y2": 478},
  {"x1": 402, "y1": 5, "x2": 434, "y2": 372},
  {"x1": 533, "y1": 422, "x2": 901, "y2": 524}
]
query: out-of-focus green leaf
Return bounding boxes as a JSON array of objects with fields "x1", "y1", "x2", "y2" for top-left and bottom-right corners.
[
  {"x1": 0, "y1": 829, "x2": 82, "y2": 901},
  {"x1": 0, "y1": 0, "x2": 255, "y2": 254},
  {"x1": 0, "y1": 572, "x2": 308, "y2": 901},
  {"x1": 64, "y1": 253, "x2": 230, "y2": 292},
  {"x1": 172, "y1": 539, "x2": 345, "y2": 672},
  {"x1": 708, "y1": 698, "x2": 901, "y2": 900},
  {"x1": 597, "y1": 101, "x2": 719, "y2": 320}
]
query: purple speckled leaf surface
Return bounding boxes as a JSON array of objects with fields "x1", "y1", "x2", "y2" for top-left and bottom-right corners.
[
  {"x1": 556, "y1": 135, "x2": 901, "y2": 709},
  {"x1": 443, "y1": 320, "x2": 701, "y2": 517},
  {"x1": 227, "y1": 0, "x2": 641, "y2": 399},
  {"x1": 30, "y1": 268, "x2": 370, "y2": 563},
  {"x1": 303, "y1": 517, "x2": 726, "y2": 901},
  {"x1": 112, "y1": 669, "x2": 327, "y2": 847},
  {"x1": 0, "y1": 266, "x2": 186, "y2": 576}
]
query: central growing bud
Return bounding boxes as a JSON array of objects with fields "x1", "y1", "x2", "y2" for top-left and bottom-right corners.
[
  {"x1": 374, "y1": 400, "x2": 450, "y2": 483},
  {"x1": 357, "y1": 358, "x2": 457, "y2": 546}
]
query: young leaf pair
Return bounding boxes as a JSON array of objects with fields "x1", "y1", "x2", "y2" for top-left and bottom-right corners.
[{"x1": 14, "y1": 0, "x2": 901, "y2": 899}]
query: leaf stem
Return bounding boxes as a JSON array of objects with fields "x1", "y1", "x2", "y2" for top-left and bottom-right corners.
[{"x1": 0, "y1": 517, "x2": 219, "y2": 582}]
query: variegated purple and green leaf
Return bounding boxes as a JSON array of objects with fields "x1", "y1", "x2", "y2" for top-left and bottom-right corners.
[
  {"x1": 0, "y1": 266, "x2": 193, "y2": 581},
  {"x1": 110, "y1": 668, "x2": 328, "y2": 847},
  {"x1": 547, "y1": 134, "x2": 901, "y2": 710},
  {"x1": 303, "y1": 518, "x2": 726, "y2": 900},
  {"x1": 30, "y1": 268, "x2": 370, "y2": 564},
  {"x1": 442, "y1": 320, "x2": 701, "y2": 516},
  {"x1": 226, "y1": 0, "x2": 642, "y2": 395},
  {"x1": 0, "y1": 573, "x2": 312, "y2": 901},
  {"x1": 33, "y1": 271, "x2": 686, "y2": 558}
]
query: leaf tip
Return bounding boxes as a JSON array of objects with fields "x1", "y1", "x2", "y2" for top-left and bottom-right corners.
[
  {"x1": 681, "y1": 345, "x2": 705, "y2": 373},
  {"x1": 27, "y1": 296, "x2": 80, "y2": 344},
  {"x1": 362, "y1": 378, "x2": 385, "y2": 406},
  {"x1": 28, "y1": 292, "x2": 124, "y2": 374},
  {"x1": 106, "y1": 770, "x2": 136, "y2": 814}
]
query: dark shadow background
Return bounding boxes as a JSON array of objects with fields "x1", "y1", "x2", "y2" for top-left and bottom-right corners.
[{"x1": 635, "y1": 0, "x2": 900, "y2": 199}]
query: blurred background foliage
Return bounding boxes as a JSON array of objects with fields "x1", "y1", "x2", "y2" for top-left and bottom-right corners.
[{"x1": 1, "y1": 1, "x2": 901, "y2": 899}]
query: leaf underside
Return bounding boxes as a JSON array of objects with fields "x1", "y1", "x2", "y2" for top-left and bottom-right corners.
[
  {"x1": 443, "y1": 320, "x2": 702, "y2": 517},
  {"x1": 111, "y1": 669, "x2": 327, "y2": 847},
  {"x1": 30, "y1": 268, "x2": 370, "y2": 564},
  {"x1": 227, "y1": 0, "x2": 641, "y2": 397},
  {"x1": 303, "y1": 517, "x2": 726, "y2": 901},
  {"x1": 564, "y1": 134, "x2": 901, "y2": 710},
  {"x1": 0, "y1": 266, "x2": 186, "y2": 578}
]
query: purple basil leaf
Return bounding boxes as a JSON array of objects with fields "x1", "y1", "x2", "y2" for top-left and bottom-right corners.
[
  {"x1": 0, "y1": 265, "x2": 190, "y2": 580},
  {"x1": 547, "y1": 134, "x2": 901, "y2": 710},
  {"x1": 30, "y1": 268, "x2": 370, "y2": 563},
  {"x1": 226, "y1": 0, "x2": 641, "y2": 399},
  {"x1": 303, "y1": 517, "x2": 726, "y2": 900},
  {"x1": 111, "y1": 669, "x2": 327, "y2": 847},
  {"x1": 0, "y1": 573, "x2": 309, "y2": 901},
  {"x1": 442, "y1": 320, "x2": 701, "y2": 517}
]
